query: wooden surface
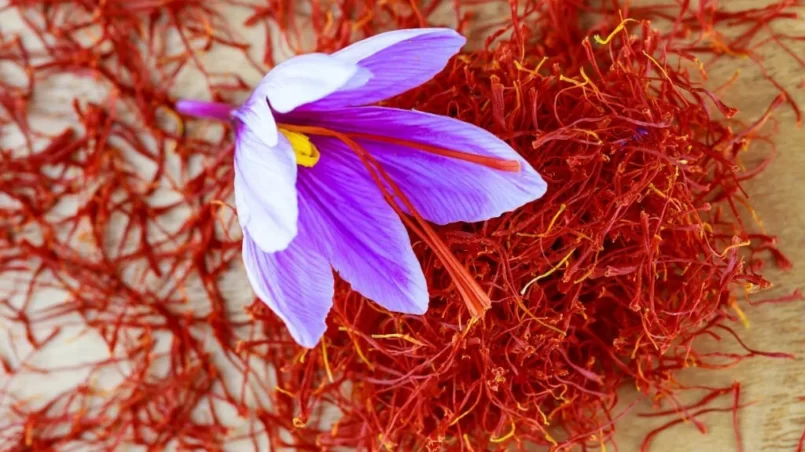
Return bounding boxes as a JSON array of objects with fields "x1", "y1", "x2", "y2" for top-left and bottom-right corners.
[
  {"x1": 612, "y1": 2, "x2": 805, "y2": 450},
  {"x1": 2, "y1": 1, "x2": 803, "y2": 451}
]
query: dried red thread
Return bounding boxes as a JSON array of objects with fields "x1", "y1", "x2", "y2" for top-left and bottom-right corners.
[{"x1": 1, "y1": 0, "x2": 803, "y2": 451}]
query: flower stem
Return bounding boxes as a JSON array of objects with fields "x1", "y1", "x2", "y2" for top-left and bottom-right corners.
[{"x1": 175, "y1": 99, "x2": 234, "y2": 122}]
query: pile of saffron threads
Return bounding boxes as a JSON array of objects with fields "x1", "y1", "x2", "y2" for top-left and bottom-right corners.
[{"x1": 0, "y1": 0, "x2": 802, "y2": 450}]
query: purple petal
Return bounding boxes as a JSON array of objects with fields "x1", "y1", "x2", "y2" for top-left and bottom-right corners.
[
  {"x1": 297, "y1": 137, "x2": 428, "y2": 314},
  {"x1": 293, "y1": 107, "x2": 547, "y2": 224},
  {"x1": 175, "y1": 100, "x2": 233, "y2": 122},
  {"x1": 262, "y1": 53, "x2": 370, "y2": 114},
  {"x1": 242, "y1": 222, "x2": 334, "y2": 348},
  {"x1": 302, "y1": 29, "x2": 465, "y2": 110},
  {"x1": 233, "y1": 53, "x2": 369, "y2": 146},
  {"x1": 234, "y1": 123, "x2": 298, "y2": 253}
]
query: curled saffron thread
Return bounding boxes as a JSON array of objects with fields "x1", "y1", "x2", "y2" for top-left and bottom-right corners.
[
  {"x1": 593, "y1": 17, "x2": 637, "y2": 45},
  {"x1": 489, "y1": 421, "x2": 516, "y2": 443},
  {"x1": 520, "y1": 249, "x2": 574, "y2": 295},
  {"x1": 2, "y1": 0, "x2": 803, "y2": 451}
]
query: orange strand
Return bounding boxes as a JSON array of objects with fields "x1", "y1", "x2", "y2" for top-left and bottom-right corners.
[{"x1": 346, "y1": 131, "x2": 522, "y2": 172}]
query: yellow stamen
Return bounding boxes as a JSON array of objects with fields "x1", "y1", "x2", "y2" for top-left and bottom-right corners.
[
  {"x1": 280, "y1": 128, "x2": 320, "y2": 167},
  {"x1": 490, "y1": 422, "x2": 516, "y2": 443}
]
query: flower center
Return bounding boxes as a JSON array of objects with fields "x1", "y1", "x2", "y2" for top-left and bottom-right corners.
[{"x1": 279, "y1": 128, "x2": 320, "y2": 167}]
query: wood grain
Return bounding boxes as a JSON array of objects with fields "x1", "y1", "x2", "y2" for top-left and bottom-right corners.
[{"x1": 1, "y1": 1, "x2": 802, "y2": 451}]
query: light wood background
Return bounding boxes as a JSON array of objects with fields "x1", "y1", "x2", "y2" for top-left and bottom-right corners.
[{"x1": 2, "y1": 1, "x2": 803, "y2": 451}]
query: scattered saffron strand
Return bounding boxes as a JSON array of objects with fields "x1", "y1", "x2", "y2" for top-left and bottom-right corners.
[
  {"x1": 637, "y1": 384, "x2": 752, "y2": 452},
  {"x1": 1, "y1": 0, "x2": 802, "y2": 451},
  {"x1": 733, "y1": 383, "x2": 745, "y2": 452},
  {"x1": 747, "y1": 289, "x2": 804, "y2": 306}
]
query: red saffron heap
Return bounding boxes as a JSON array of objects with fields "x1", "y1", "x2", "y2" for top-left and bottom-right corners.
[{"x1": 1, "y1": 1, "x2": 802, "y2": 450}]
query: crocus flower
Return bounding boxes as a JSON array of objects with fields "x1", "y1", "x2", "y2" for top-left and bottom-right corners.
[{"x1": 176, "y1": 28, "x2": 547, "y2": 348}]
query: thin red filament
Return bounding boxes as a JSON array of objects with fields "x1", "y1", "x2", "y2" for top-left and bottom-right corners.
[
  {"x1": 1, "y1": 1, "x2": 802, "y2": 451},
  {"x1": 346, "y1": 131, "x2": 522, "y2": 172}
]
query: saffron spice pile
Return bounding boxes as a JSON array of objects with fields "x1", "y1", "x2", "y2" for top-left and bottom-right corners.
[{"x1": 1, "y1": 0, "x2": 801, "y2": 450}]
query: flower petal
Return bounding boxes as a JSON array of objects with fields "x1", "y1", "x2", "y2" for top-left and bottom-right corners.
[
  {"x1": 293, "y1": 107, "x2": 547, "y2": 224},
  {"x1": 302, "y1": 28, "x2": 465, "y2": 110},
  {"x1": 242, "y1": 223, "x2": 334, "y2": 348},
  {"x1": 297, "y1": 137, "x2": 429, "y2": 314},
  {"x1": 234, "y1": 123, "x2": 298, "y2": 253},
  {"x1": 232, "y1": 85, "x2": 279, "y2": 147},
  {"x1": 260, "y1": 53, "x2": 369, "y2": 114}
]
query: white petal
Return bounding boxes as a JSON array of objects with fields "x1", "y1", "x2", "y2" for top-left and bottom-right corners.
[
  {"x1": 234, "y1": 124, "x2": 298, "y2": 252},
  {"x1": 232, "y1": 87, "x2": 279, "y2": 147},
  {"x1": 261, "y1": 53, "x2": 370, "y2": 114}
]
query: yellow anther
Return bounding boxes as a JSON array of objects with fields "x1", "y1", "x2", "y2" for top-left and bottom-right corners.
[{"x1": 280, "y1": 128, "x2": 320, "y2": 167}]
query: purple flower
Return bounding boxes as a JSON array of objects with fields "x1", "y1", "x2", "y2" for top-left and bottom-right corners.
[{"x1": 176, "y1": 28, "x2": 547, "y2": 347}]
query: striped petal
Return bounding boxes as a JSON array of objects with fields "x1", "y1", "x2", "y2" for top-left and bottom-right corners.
[
  {"x1": 302, "y1": 28, "x2": 465, "y2": 110},
  {"x1": 242, "y1": 222, "x2": 334, "y2": 348},
  {"x1": 296, "y1": 136, "x2": 429, "y2": 314},
  {"x1": 292, "y1": 107, "x2": 547, "y2": 225}
]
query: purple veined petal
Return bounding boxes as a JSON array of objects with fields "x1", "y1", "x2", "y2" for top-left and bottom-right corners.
[
  {"x1": 293, "y1": 107, "x2": 548, "y2": 225},
  {"x1": 234, "y1": 123, "x2": 298, "y2": 253},
  {"x1": 259, "y1": 53, "x2": 370, "y2": 114},
  {"x1": 301, "y1": 29, "x2": 466, "y2": 110},
  {"x1": 296, "y1": 136, "x2": 429, "y2": 314},
  {"x1": 242, "y1": 220, "x2": 334, "y2": 348}
]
